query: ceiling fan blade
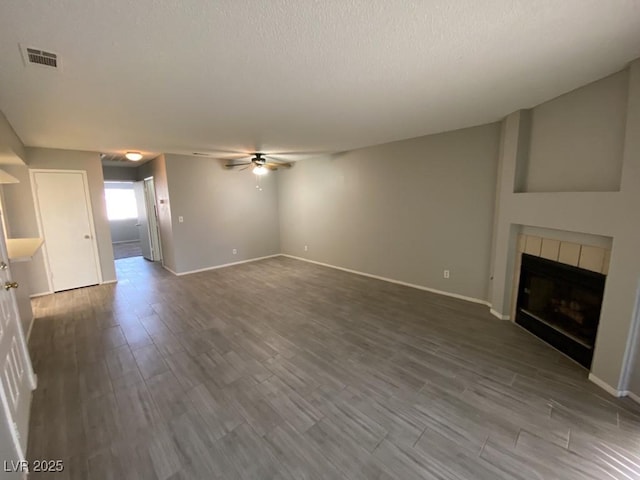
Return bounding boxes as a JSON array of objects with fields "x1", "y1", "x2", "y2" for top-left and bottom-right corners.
[
  {"x1": 265, "y1": 161, "x2": 291, "y2": 169},
  {"x1": 239, "y1": 164, "x2": 252, "y2": 171},
  {"x1": 264, "y1": 164, "x2": 278, "y2": 170},
  {"x1": 225, "y1": 161, "x2": 252, "y2": 168},
  {"x1": 266, "y1": 150, "x2": 327, "y2": 156},
  {"x1": 266, "y1": 152, "x2": 326, "y2": 162},
  {"x1": 193, "y1": 149, "x2": 248, "y2": 157}
]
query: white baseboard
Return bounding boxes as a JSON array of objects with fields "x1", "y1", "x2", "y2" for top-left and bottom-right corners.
[
  {"x1": 101, "y1": 279, "x2": 117, "y2": 285},
  {"x1": 162, "y1": 264, "x2": 179, "y2": 276},
  {"x1": 490, "y1": 309, "x2": 510, "y2": 320},
  {"x1": 627, "y1": 391, "x2": 640, "y2": 404},
  {"x1": 281, "y1": 254, "x2": 491, "y2": 308},
  {"x1": 29, "y1": 291, "x2": 52, "y2": 298},
  {"x1": 167, "y1": 254, "x2": 281, "y2": 277},
  {"x1": 588, "y1": 373, "x2": 627, "y2": 397}
]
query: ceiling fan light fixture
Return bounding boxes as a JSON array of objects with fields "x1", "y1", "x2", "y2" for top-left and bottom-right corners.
[
  {"x1": 125, "y1": 151, "x2": 143, "y2": 161},
  {"x1": 253, "y1": 165, "x2": 268, "y2": 176}
]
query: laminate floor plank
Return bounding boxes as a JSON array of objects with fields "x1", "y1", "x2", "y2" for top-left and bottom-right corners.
[
  {"x1": 132, "y1": 344, "x2": 170, "y2": 380},
  {"x1": 26, "y1": 256, "x2": 640, "y2": 479},
  {"x1": 264, "y1": 422, "x2": 344, "y2": 479}
]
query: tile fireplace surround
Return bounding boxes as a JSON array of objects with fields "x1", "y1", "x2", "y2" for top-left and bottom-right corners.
[{"x1": 510, "y1": 235, "x2": 610, "y2": 321}]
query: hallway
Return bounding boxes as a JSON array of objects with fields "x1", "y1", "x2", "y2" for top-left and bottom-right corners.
[{"x1": 112, "y1": 241, "x2": 143, "y2": 260}]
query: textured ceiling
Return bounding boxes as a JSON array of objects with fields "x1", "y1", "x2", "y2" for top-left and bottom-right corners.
[{"x1": 0, "y1": 0, "x2": 639, "y2": 158}]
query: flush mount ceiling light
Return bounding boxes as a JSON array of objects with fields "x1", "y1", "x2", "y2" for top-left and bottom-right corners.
[
  {"x1": 253, "y1": 165, "x2": 268, "y2": 176},
  {"x1": 125, "y1": 152, "x2": 143, "y2": 161}
]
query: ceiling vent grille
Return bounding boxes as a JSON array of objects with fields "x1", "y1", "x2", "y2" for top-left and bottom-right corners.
[
  {"x1": 20, "y1": 45, "x2": 59, "y2": 69},
  {"x1": 100, "y1": 153, "x2": 128, "y2": 163}
]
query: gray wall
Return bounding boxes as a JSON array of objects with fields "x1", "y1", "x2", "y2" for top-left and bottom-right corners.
[
  {"x1": 2, "y1": 148, "x2": 116, "y2": 293},
  {"x1": 278, "y1": 123, "x2": 501, "y2": 301},
  {"x1": 103, "y1": 166, "x2": 138, "y2": 182},
  {"x1": 0, "y1": 110, "x2": 25, "y2": 164},
  {"x1": 524, "y1": 70, "x2": 628, "y2": 193},
  {"x1": 163, "y1": 154, "x2": 280, "y2": 274},
  {"x1": 490, "y1": 60, "x2": 640, "y2": 396},
  {"x1": 109, "y1": 219, "x2": 139, "y2": 243},
  {"x1": 137, "y1": 155, "x2": 177, "y2": 271}
]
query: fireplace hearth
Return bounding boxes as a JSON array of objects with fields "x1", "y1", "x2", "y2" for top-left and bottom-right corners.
[{"x1": 515, "y1": 254, "x2": 606, "y2": 368}]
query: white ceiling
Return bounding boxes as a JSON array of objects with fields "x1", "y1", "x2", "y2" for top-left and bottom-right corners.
[{"x1": 0, "y1": 0, "x2": 639, "y2": 158}]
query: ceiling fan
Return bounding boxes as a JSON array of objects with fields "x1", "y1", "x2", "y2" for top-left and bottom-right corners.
[{"x1": 224, "y1": 153, "x2": 292, "y2": 175}]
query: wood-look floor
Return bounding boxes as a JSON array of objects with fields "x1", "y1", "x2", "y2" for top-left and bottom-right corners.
[
  {"x1": 27, "y1": 256, "x2": 640, "y2": 479},
  {"x1": 112, "y1": 241, "x2": 143, "y2": 260}
]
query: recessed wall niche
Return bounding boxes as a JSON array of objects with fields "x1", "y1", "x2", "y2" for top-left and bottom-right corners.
[{"x1": 521, "y1": 69, "x2": 628, "y2": 193}]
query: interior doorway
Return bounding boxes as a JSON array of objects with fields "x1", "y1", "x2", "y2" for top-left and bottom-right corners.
[
  {"x1": 105, "y1": 181, "x2": 143, "y2": 260},
  {"x1": 105, "y1": 178, "x2": 162, "y2": 263},
  {"x1": 31, "y1": 170, "x2": 102, "y2": 292}
]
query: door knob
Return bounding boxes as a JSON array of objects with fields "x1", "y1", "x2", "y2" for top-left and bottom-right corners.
[
  {"x1": 4, "y1": 281, "x2": 18, "y2": 291},
  {"x1": 0, "y1": 261, "x2": 7, "y2": 270}
]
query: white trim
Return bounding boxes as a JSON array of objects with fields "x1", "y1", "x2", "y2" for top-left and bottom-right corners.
[
  {"x1": 112, "y1": 240, "x2": 140, "y2": 245},
  {"x1": 26, "y1": 316, "x2": 35, "y2": 341},
  {"x1": 29, "y1": 169, "x2": 104, "y2": 291},
  {"x1": 101, "y1": 279, "x2": 117, "y2": 285},
  {"x1": 281, "y1": 254, "x2": 491, "y2": 307},
  {"x1": 29, "y1": 291, "x2": 52, "y2": 298},
  {"x1": 162, "y1": 264, "x2": 179, "y2": 276},
  {"x1": 627, "y1": 391, "x2": 640, "y2": 404},
  {"x1": 173, "y1": 254, "x2": 281, "y2": 276},
  {"x1": 143, "y1": 177, "x2": 162, "y2": 262},
  {"x1": 490, "y1": 309, "x2": 510, "y2": 320},
  {"x1": 588, "y1": 373, "x2": 627, "y2": 397}
]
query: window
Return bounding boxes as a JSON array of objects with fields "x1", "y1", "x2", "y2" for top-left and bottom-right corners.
[{"x1": 104, "y1": 185, "x2": 138, "y2": 220}]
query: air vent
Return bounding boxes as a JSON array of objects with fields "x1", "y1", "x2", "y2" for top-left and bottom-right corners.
[
  {"x1": 100, "y1": 153, "x2": 129, "y2": 163},
  {"x1": 20, "y1": 44, "x2": 60, "y2": 69}
]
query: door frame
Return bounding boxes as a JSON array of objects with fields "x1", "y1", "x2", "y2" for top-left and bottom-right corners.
[
  {"x1": 133, "y1": 180, "x2": 153, "y2": 261},
  {"x1": 144, "y1": 176, "x2": 163, "y2": 262},
  {"x1": 30, "y1": 169, "x2": 103, "y2": 293}
]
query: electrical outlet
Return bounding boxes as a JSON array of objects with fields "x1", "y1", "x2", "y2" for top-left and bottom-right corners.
[
  {"x1": 178, "y1": 216, "x2": 184, "y2": 223},
  {"x1": 304, "y1": 245, "x2": 308, "y2": 251},
  {"x1": 443, "y1": 270, "x2": 450, "y2": 279},
  {"x1": 232, "y1": 248, "x2": 237, "y2": 255}
]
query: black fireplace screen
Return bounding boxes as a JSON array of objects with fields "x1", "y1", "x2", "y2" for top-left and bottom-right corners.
[{"x1": 515, "y1": 254, "x2": 606, "y2": 368}]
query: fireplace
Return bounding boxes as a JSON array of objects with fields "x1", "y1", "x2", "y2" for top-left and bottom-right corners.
[{"x1": 515, "y1": 254, "x2": 606, "y2": 368}]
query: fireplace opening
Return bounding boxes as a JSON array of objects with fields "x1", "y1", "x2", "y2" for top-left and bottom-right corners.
[{"x1": 515, "y1": 254, "x2": 606, "y2": 368}]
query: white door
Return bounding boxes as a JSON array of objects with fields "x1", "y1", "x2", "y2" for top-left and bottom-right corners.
[
  {"x1": 0, "y1": 213, "x2": 36, "y2": 472},
  {"x1": 32, "y1": 171, "x2": 101, "y2": 292},
  {"x1": 134, "y1": 181, "x2": 153, "y2": 261},
  {"x1": 144, "y1": 178, "x2": 162, "y2": 262}
]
